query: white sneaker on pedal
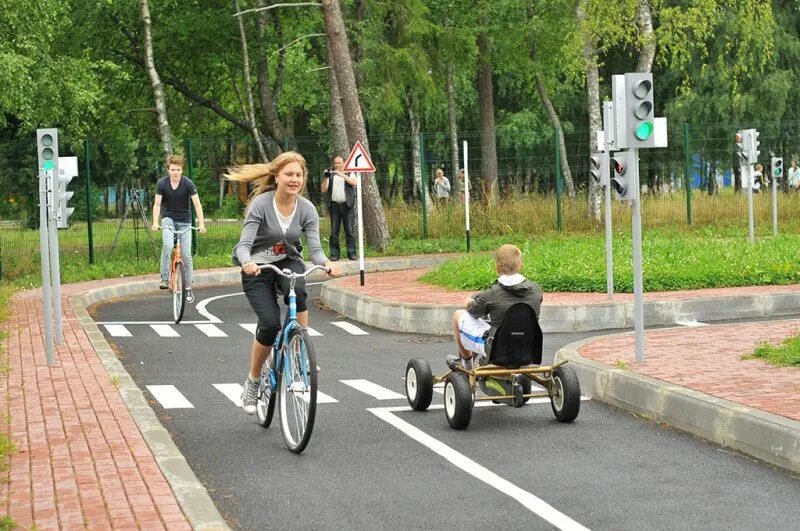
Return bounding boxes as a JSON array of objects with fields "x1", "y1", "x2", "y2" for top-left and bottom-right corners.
[
  {"x1": 241, "y1": 377, "x2": 259, "y2": 415},
  {"x1": 185, "y1": 289, "x2": 194, "y2": 303}
]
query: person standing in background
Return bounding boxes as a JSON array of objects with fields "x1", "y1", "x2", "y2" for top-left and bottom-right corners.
[{"x1": 320, "y1": 155, "x2": 357, "y2": 260}]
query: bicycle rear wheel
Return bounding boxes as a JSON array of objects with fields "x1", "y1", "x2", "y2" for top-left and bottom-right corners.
[
  {"x1": 278, "y1": 328, "x2": 317, "y2": 453},
  {"x1": 172, "y1": 262, "x2": 186, "y2": 324}
]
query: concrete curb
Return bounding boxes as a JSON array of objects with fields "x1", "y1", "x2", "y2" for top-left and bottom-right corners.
[
  {"x1": 556, "y1": 337, "x2": 800, "y2": 474},
  {"x1": 322, "y1": 280, "x2": 800, "y2": 334}
]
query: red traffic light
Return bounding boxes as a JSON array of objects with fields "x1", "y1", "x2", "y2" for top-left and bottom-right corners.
[
  {"x1": 611, "y1": 158, "x2": 626, "y2": 175},
  {"x1": 735, "y1": 132, "x2": 743, "y2": 143}
]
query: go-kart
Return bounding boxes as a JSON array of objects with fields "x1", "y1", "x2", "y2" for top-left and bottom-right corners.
[{"x1": 404, "y1": 303, "x2": 581, "y2": 429}]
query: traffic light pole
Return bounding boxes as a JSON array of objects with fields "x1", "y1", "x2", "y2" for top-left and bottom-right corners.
[
  {"x1": 746, "y1": 164, "x2": 755, "y2": 243},
  {"x1": 631, "y1": 148, "x2": 645, "y2": 362},
  {"x1": 47, "y1": 176, "x2": 64, "y2": 346},
  {"x1": 602, "y1": 101, "x2": 614, "y2": 299},
  {"x1": 38, "y1": 171, "x2": 55, "y2": 364},
  {"x1": 772, "y1": 174, "x2": 778, "y2": 237}
]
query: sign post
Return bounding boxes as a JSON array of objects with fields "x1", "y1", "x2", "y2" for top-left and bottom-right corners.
[{"x1": 343, "y1": 141, "x2": 376, "y2": 286}]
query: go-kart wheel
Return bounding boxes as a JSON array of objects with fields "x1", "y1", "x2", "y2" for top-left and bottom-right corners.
[
  {"x1": 444, "y1": 372, "x2": 473, "y2": 430},
  {"x1": 405, "y1": 358, "x2": 434, "y2": 411},
  {"x1": 516, "y1": 374, "x2": 532, "y2": 405},
  {"x1": 550, "y1": 365, "x2": 581, "y2": 422}
]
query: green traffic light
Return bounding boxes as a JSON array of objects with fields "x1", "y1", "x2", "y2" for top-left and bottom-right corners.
[
  {"x1": 635, "y1": 121, "x2": 654, "y2": 141},
  {"x1": 43, "y1": 160, "x2": 55, "y2": 170}
]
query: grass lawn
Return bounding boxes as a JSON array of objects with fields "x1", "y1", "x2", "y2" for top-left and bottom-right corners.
[{"x1": 744, "y1": 336, "x2": 800, "y2": 367}]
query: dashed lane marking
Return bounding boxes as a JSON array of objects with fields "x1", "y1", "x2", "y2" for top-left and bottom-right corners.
[
  {"x1": 146, "y1": 385, "x2": 194, "y2": 409},
  {"x1": 150, "y1": 324, "x2": 180, "y2": 337},
  {"x1": 331, "y1": 321, "x2": 369, "y2": 335},
  {"x1": 104, "y1": 324, "x2": 132, "y2": 337},
  {"x1": 340, "y1": 379, "x2": 405, "y2": 400},
  {"x1": 195, "y1": 323, "x2": 228, "y2": 337}
]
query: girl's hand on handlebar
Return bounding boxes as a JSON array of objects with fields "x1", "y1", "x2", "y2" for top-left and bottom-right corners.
[
  {"x1": 325, "y1": 262, "x2": 343, "y2": 277},
  {"x1": 242, "y1": 262, "x2": 260, "y2": 276}
]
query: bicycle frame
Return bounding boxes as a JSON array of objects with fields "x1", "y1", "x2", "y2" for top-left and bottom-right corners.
[{"x1": 163, "y1": 225, "x2": 198, "y2": 292}]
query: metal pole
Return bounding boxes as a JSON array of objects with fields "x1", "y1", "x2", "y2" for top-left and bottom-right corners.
[
  {"x1": 356, "y1": 172, "x2": 365, "y2": 286},
  {"x1": 683, "y1": 123, "x2": 692, "y2": 225},
  {"x1": 420, "y1": 133, "x2": 428, "y2": 239},
  {"x1": 85, "y1": 139, "x2": 95, "y2": 264},
  {"x1": 554, "y1": 128, "x2": 562, "y2": 232},
  {"x1": 631, "y1": 148, "x2": 645, "y2": 362},
  {"x1": 48, "y1": 171, "x2": 63, "y2": 346},
  {"x1": 772, "y1": 169, "x2": 778, "y2": 237},
  {"x1": 747, "y1": 164, "x2": 755, "y2": 243},
  {"x1": 185, "y1": 138, "x2": 198, "y2": 255},
  {"x1": 39, "y1": 170, "x2": 55, "y2": 364},
  {"x1": 463, "y1": 140, "x2": 471, "y2": 251},
  {"x1": 602, "y1": 101, "x2": 614, "y2": 299}
]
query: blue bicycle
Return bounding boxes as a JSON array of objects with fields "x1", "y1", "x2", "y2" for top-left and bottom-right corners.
[{"x1": 254, "y1": 263, "x2": 328, "y2": 453}]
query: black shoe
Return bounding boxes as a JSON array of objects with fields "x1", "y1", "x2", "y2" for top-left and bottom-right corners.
[
  {"x1": 446, "y1": 355, "x2": 462, "y2": 370},
  {"x1": 348, "y1": 254, "x2": 357, "y2": 260},
  {"x1": 330, "y1": 256, "x2": 340, "y2": 262}
]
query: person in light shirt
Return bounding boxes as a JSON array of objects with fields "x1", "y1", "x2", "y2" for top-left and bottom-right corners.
[{"x1": 320, "y1": 155, "x2": 358, "y2": 260}]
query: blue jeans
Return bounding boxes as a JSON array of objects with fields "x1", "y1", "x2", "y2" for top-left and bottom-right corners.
[{"x1": 160, "y1": 218, "x2": 193, "y2": 286}]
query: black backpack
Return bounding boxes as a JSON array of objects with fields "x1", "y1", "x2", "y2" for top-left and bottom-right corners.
[{"x1": 486, "y1": 303, "x2": 543, "y2": 368}]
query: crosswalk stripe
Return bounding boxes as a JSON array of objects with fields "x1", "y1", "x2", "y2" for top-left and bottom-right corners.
[
  {"x1": 104, "y1": 324, "x2": 132, "y2": 337},
  {"x1": 213, "y1": 383, "x2": 243, "y2": 406},
  {"x1": 195, "y1": 324, "x2": 228, "y2": 337},
  {"x1": 240, "y1": 323, "x2": 257, "y2": 335},
  {"x1": 306, "y1": 391, "x2": 338, "y2": 404},
  {"x1": 331, "y1": 321, "x2": 369, "y2": 335},
  {"x1": 306, "y1": 326, "x2": 322, "y2": 337},
  {"x1": 146, "y1": 385, "x2": 194, "y2": 408},
  {"x1": 340, "y1": 379, "x2": 404, "y2": 400},
  {"x1": 150, "y1": 324, "x2": 180, "y2": 337}
]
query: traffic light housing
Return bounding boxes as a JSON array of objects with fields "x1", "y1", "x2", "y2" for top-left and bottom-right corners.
[
  {"x1": 612, "y1": 73, "x2": 656, "y2": 149},
  {"x1": 36, "y1": 128, "x2": 59, "y2": 174},
  {"x1": 771, "y1": 157, "x2": 783, "y2": 180},
  {"x1": 590, "y1": 153, "x2": 606, "y2": 185},
  {"x1": 56, "y1": 172, "x2": 75, "y2": 229},
  {"x1": 735, "y1": 131, "x2": 748, "y2": 165},
  {"x1": 749, "y1": 129, "x2": 760, "y2": 163},
  {"x1": 610, "y1": 151, "x2": 636, "y2": 200}
]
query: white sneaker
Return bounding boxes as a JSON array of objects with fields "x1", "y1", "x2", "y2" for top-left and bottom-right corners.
[
  {"x1": 241, "y1": 377, "x2": 259, "y2": 415},
  {"x1": 185, "y1": 289, "x2": 194, "y2": 303}
]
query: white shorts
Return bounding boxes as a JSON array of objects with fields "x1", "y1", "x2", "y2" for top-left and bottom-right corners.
[{"x1": 458, "y1": 313, "x2": 490, "y2": 359}]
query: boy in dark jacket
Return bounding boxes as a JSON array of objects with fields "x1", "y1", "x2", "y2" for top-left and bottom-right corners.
[{"x1": 448, "y1": 244, "x2": 543, "y2": 370}]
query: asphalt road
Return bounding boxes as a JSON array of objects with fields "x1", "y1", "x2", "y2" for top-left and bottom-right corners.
[{"x1": 93, "y1": 283, "x2": 800, "y2": 530}]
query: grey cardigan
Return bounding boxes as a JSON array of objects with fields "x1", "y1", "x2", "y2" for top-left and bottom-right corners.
[{"x1": 232, "y1": 191, "x2": 328, "y2": 267}]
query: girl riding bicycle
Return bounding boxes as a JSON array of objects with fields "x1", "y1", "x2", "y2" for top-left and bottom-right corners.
[{"x1": 226, "y1": 152, "x2": 342, "y2": 415}]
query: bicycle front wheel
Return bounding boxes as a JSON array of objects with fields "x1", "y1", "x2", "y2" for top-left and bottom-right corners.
[
  {"x1": 172, "y1": 262, "x2": 186, "y2": 324},
  {"x1": 278, "y1": 328, "x2": 317, "y2": 453}
]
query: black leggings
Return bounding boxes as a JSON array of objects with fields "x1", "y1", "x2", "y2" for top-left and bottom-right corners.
[{"x1": 241, "y1": 258, "x2": 307, "y2": 346}]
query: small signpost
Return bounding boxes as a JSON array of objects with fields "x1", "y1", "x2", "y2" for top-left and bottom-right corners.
[{"x1": 343, "y1": 141, "x2": 375, "y2": 286}]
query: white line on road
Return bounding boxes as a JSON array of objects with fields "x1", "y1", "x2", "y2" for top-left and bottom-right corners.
[
  {"x1": 240, "y1": 323, "x2": 257, "y2": 335},
  {"x1": 104, "y1": 324, "x2": 132, "y2": 337},
  {"x1": 195, "y1": 324, "x2": 228, "y2": 337},
  {"x1": 196, "y1": 281, "x2": 325, "y2": 323},
  {"x1": 307, "y1": 391, "x2": 338, "y2": 404},
  {"x1": 368, "y1": 406, "x2": 590, "y2": 531},
  {"x1": 331, "y1": 321, "x2": 369, "y2": 335},
  {"x1": 305, "y1": 326, "x2": 322, "y2": 337},
  {"x1": 340, "y1": 379, "x2": 404, "y2": 400},
  {"x1": 213, "y1": 383, "x2": 243, "y2": 406},
  {"x1": 150, "y1": 324, "x2": 180, "y2": 337},
  {"x1": 146, "y1": 385, "x2": 194, "y2": 409}
]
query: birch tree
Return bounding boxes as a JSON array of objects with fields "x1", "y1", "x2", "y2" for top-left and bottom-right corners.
[{"x1": 139, "y1": 0, "x2": 172, "y2": 159}]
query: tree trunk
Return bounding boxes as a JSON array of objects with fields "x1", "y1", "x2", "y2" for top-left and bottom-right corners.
[
  {"x1": 636, "y1": 0, "x2": 656, "y2": 73},
  {"x1": 139, "y1": 0, "x2": 172, "y2": 159},
  {"x1": 234, "y1": 0, "x2": 268, "y2": 161},
  {"x1": 535, "y1": 75, "x2": 575, "y2": 199},
  {"x1": 327, "y1": 48, "x2": 350, "y2": 158},
  {"x1": 322, "y1": 0, "x2": 390, "y2": 250},
  {"x1": 476, "y1": 30, "x2": 498, "y2": 203},
  {"x1": 578, "y1": 0, "x2": 602, "y2": 222},
  {"x1": 447, "y1": 64, "x2": 460, "y2": 198},
  {"x1": 408, "y1": 95, "x2": 431, "y2": 219},
  {"x1": 256, "y1": 0, "x2": 289, "y2": 156}
]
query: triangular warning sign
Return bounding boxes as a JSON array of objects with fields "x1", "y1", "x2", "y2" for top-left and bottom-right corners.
[{"x1": 343, "y1": 141, "x2": 376, "y2": 173}]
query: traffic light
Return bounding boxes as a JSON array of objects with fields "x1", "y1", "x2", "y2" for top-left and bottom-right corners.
[
  {"x1": 735, "y1": 131, "x2": 748, "y2": 165},
  {"x1": 36, "y1": 128, "x2": 59, "y2": 174},
  {"x1": 772, "y1": 157, "x2": 783, "y2": 180},
  {"x1": 56, "y1": 172, "x2": 74, "y2": 229},
  {"x1": 749, "y1": 129, "x2": 760, "y2": 163},
  {"x1": 590, "y1": 153, "x2": 605, "y2": 185},
  {"x1": 612, "y1": 73, "x2": 656, "y2": 149},
  {"x1": 610, "y1": 151, "x2": 636, "y2": 200}
]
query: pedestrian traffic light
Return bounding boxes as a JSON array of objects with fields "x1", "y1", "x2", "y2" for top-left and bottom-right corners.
[
  {"x1": 590, "y1": 153, "x2": 605, "y2": 185},
  {"x1": 771, "y1": 157, "x2": 783, "y2": 180},
  {"x1": 609, "y1": 151, "x2": 636, "y2": 200},
  {"x1": 36, "y1": 128, "x2": 59, "y2": 174},
  {"x1": 735, "y1": 131, "x2": 748, "y2": 165},
  {"x1": 749, "y1": 129, "x2": 760, "y2": 163},
  {"x1": 612, "y1": 73, "x2": 656, "y2": 149},
  {"x1": 56, "y1": 172, "x2": 74, "y2": 229}
]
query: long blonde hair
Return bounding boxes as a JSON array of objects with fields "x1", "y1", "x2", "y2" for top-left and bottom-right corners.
[{"x1": 224, "y1": 151, "x2": 308, "y2": 203}]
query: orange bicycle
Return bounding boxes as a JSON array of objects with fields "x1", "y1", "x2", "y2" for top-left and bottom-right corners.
[{"x1": 163, "y1": 225, "x2": 199, "y2": 323}]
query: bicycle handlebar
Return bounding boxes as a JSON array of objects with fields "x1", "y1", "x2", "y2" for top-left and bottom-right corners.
[
  {"x1": 257, "y1": 263, "x2": 330, "y2": 277},
  {"x1": 159, "y1": 226, "x2": 201, "y2": 234}
]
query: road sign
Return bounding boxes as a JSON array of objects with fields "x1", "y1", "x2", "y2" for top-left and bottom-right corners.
[{"x1": 343, "y1": 141, "x2": 376, "y2": 173}]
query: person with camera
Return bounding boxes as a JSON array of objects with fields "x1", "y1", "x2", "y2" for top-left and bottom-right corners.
[
  {"x1": 151, "y1": 154, "x2": 207, "y2": 302},
  {"x1": 320, "y1": 155, "x2": 358, "y2": 260}
]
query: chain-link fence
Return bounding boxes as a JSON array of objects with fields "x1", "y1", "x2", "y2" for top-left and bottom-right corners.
[{"x1": 3, "y1": 123, "x2": 800, "y2": 280}]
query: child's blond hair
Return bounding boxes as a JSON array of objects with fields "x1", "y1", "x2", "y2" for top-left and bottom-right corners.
[{"x1": 495, "y1": 244, "x2": 523, "y2": 275}]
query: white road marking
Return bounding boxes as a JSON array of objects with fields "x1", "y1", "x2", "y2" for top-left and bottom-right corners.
[
  {"x1": 331, "y1": 321, "x2": 369, "y2": 335},
  {"x1": 97, "y1": 320, "x2": 217, "y2": 325},
  {"x1": 340, "y1": 379, "x2": 404, "y2": 400},
  {"x1": 104, "y1": 324, "x2": 132, "y2": 337},
  {"x1": 146, "y1": 385, "x2": 194, "y2": 409},
  {"x1": 368, "y1": 406, "x2": 590, "y2": 531},
  {"x1": 213, "y1": 383, "x2": 243, "y2": 406},
  {"x1": 433, "y1": 382, "x2": 445, "y2": 395},
  {"x1": 307, "y1": 391, "x2": 338, "y2": 404},
  {"x1": 196, "y1": 281, "x2": 325, "y2": 323},
  {"x1": 305, "y1": 326, "x2": 322, "y2": 337},
  {"x1": 675, "y1": 319, "x2": 709, "y2": 327},
  {"x1": 195, "y1": 324, "x2": 228, "y2": 337},
  {"x1": 150, "y1": 324, "x2": 180, "y2": 337},
  {"x1": 240, "y1": 323, "x2": 257, "y2": 335}
]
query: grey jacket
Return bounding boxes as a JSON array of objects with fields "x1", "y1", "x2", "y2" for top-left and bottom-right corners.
[
  {"x1": 466, "y1": 278, "x2": 544, "y2": 342},
  {"x1": 232, "y1": 191, "x2": 328, "y2": 267}
]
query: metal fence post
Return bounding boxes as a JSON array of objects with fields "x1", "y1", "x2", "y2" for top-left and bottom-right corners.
[
  {"x1": 85, "y1": 139, "x2": 95, "y2": 264},
  {"x1": 420, "y1": 133, "x2": 428, "y2": 239},
  {"x1": 684, "y1": 123, "x2": 692, "y2": 225},
  {"x1": 185, "y1": 138, "x2": 198, "y2": 255},
  {"x1": 554, "y1": 127, "x2": 563, "y2": 232}
]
